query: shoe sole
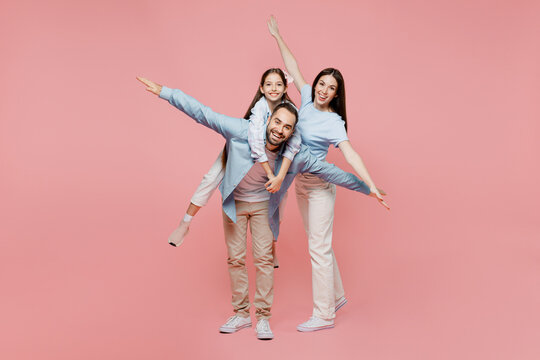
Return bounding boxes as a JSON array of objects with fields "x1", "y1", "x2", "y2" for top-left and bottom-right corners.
[
  {"x1": 219, "y1": 323, "x2": 252, "y2": 333},
  {"x1": 335, "y1": 298, "x2": 347, "y2": 312},
  {"x1": 167, "y1": 227, "x2": 189, "y2": 247},
  {"x1": 297, "y1": 324, "x2": 335, "y2": 332},
  {"x1": 257, "y1": 333, "x2": 274, "y2": 340}
]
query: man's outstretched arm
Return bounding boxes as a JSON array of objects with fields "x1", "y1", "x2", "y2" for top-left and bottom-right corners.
[
  {"x1": 137, "y1": 77, "x2": 245, "y2": 139},
  {"x1": 297, "y1": 146, "x2": 388, "y2": 207}
]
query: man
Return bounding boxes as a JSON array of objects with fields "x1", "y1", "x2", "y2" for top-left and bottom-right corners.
[{"x1": 137, "y1": 77, "x2": 373, "y2": 340}]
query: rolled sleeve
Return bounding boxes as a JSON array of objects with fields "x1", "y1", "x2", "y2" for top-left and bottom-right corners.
[{"x1": 282, "y1": 129, "x2": 302, "y2": 161}]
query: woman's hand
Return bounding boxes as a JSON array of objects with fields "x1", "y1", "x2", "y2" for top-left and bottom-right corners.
[
  {"x1": 267, "y1": 15, "x2": 280, "y2": 38},
  {"x1": 136, "y1": 77, "x2": 162, "y2": 96},
  {"x1": 369, "y1": 187, "x2": 390, "y2": 210}
]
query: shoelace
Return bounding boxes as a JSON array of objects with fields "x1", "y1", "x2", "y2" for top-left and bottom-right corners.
[
  {"x1": 304, "y1": 316, "x2": 328, "y2": 326},
  {"x1": 225, "y1": 316, "x2": 241, "y2": 326},
  {"x1": 257, "y1": 320, "x2": 270, "y2": 332}
]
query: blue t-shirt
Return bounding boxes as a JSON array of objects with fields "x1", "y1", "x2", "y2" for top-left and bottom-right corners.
[{"x1": 296, "y1": 84, "x2": 348, "y2": 160}]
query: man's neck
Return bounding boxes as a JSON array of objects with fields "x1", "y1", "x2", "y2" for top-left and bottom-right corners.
[{"x1": 265, "y1": 143, "x2": 280, "y2": 153}]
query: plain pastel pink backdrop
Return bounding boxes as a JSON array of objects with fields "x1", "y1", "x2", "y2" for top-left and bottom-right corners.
[{"x1": 1, "y1": 0, "x2": 539, "y2": 359}]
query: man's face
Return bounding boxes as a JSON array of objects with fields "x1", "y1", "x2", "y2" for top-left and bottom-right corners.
[{"x1": 265, "y1": 107, "x2": 296, "y2": 148}]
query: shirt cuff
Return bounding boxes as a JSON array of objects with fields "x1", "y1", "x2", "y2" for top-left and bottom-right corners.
[
  {"x1": 159, "y1": 86, "x2": 174, "y2": 100},
  {"x1": 334, "y1": 138, "x2": 349, "y2": 148},
  {"x1": 257, "y1": 154, "x2": 269, "y2": 163},
  {"x1": 282, "y1": 149, "x2": 295, "y2": 161}
]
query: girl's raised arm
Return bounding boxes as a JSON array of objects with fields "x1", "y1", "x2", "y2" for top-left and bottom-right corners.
[{"x1": 267, "y1": 16, "x2": 307, "y2": 92}]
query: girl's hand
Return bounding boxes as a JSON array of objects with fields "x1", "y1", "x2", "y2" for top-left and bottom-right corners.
[
  {"x1": 136, "y1": 77, "x2": 162, "y2": 96},
  {"x1": 265, "y1": 174, "x2": 284, "y2": 193},
  {"x1": 369, "y1": 187, "x2": 390, "y2": 210},
  {"x1": 267, "y1": 15, "x2": 280, "y2": 38}
]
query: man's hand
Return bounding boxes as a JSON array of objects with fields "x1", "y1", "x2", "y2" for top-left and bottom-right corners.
[
  {"x1": 137, "y1": 77, "x2": 162, "y2": 96},
  {"x1": 265, "y1": 174, "x2": 284, "y2": 193}
]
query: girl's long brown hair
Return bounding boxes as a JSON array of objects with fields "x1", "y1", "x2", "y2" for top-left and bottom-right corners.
[{"x1": 222, "y1": 68, "x2": 295, "y2": 168}]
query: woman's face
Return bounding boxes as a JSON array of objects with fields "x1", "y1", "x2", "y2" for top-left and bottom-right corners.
[
  {"x1": 314, "y1": 75, "x2": 338, "y2": 109},
  {"x1": 260, "y1": 73, "x2": 287, "y2": 103}
]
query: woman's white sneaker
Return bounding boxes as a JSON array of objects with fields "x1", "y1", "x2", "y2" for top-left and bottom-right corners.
[
  {"x1": 297, "y1": 316, "x2": 335, "y2": 332},
  {"x1": 255, "y1": 319, "x2": 274, "y2": 340},
  {"x1": 219, "y1": 315, "x2": 251, "y2": 333}
]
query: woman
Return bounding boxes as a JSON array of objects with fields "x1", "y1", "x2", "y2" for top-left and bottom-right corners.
[{"x1": 267, "y1": 15, "x2": 389, "y2": 332}]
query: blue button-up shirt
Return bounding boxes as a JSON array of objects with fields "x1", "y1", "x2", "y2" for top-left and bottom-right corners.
[{"x1": 159, "y1": 86, "x2": 370, "y2": 239}]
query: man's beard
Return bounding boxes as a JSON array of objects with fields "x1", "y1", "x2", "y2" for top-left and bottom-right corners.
[{"x1": 266, "y1": 127, "x2": 286, "y2": 146}]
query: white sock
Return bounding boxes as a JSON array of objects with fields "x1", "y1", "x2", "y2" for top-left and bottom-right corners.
[{"x1": 183, "y1": 214, "x2": 193, "y2": 223}]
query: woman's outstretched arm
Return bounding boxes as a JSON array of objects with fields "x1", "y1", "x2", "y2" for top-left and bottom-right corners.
[
  {"x1": 267, "y1": 16, "x2": 307, "y2": 92},
  {"x1": 338, "y1": 140, "x2": 390, "y2": 209}
]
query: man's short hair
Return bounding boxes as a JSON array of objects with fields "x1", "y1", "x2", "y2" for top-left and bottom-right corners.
[{"x1": 271, "y1": 102, "x2": 298, "y2": 127}]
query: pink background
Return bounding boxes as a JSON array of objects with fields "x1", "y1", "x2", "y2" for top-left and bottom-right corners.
[{"x1": 1, "y1": 0, "x2": 539, "y2": 359}]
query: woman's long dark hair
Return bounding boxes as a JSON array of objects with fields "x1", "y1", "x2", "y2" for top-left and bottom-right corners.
[
  {"x1": 311, "y1": 68, "x2": 347, "y2": 132},
  {"x1": 222, "y1": 68, "x2": 295, "y2": 168},
  {"x1": 243, "y1": 68, "x2": 295, "y2": 119}
]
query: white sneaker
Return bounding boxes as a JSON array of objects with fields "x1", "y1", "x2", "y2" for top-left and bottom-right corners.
[
  {"x1": 255, "y1": 319, "x2": 274, "y2": 340},
  {"x1": 219, "y1": 315, "x2": 252, "y2": 333},
  {"x1": 168, "y1": 220, "x2": 190, "y2": 247},
  {"x1": 297, "y1": 316, "x2": 335, "y2": 332},
  {"x1": 335, "y1": 297, "x2": 348, "y2": 312}
]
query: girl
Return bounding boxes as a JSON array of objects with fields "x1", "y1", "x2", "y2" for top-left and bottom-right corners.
[
  {"x1": 168, "y1": 68, "x2": 301, "y2": 263},
  {"x1": 266, "y1": 16, "x2": 389, "y2": 332}
]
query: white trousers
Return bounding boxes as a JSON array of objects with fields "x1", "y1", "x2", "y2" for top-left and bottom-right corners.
[
  {"x1": 295, "y1": 173, "x2": 345, "y2": 320},
  {"x1": 190, "y1": 150, "x2": 225, "y2": 207}
]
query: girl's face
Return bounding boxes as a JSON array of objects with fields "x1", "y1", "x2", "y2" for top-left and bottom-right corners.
[
  {"x1": 260, "y1": 73, "x2": 287, "y2": 103},
  {"x1": 314, "y1": 75, "x2": 338, "y2": 109}
]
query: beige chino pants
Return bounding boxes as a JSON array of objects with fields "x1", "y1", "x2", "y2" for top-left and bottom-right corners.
[
  {"x1": 295, "y1": 173, "x2": 346, "y2": 320},
  {"x1": 222, "y1": 200, "x2": 274, "y2": 320}
]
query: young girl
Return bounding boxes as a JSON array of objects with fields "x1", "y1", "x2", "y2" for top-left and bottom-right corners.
[
  {"x1": 168, "y1": 68, "x2": 301, "y2": 258},
  {"x1": 267, "y1": 16, "x2": 389, "y2": 332}
]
